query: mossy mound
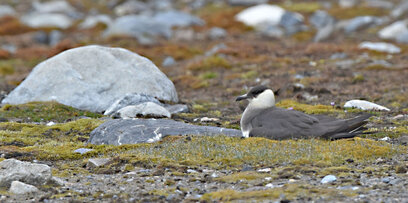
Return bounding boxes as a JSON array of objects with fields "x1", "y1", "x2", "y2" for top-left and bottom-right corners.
[{"x1": 0, "y1": 101, "x2": 103, "y2": 122}]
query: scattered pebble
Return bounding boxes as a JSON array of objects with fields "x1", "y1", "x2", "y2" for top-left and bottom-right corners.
[
  {"x1": 74, "y1": 148, "x2": 94, "y2": 154},
  {"x1": 358, "y1": 42, "x2": 401, "y2": 54},
  {"x1": 321, "y1": 175, "x2": 337, "y2": 184},
  {"x1": 257, "y1": 168, "x2": 272, "y2": 173},
  {"x1": 344, "y1": 100, "x2": 390, "y2": 111}
]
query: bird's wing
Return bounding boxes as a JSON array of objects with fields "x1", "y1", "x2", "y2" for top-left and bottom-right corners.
[
  {"x1": 249, "y1": 107, "x2": 323, "y2": 139},
  {"x1": 249, "y1": 107, "x2": 372, "y2": 140}
]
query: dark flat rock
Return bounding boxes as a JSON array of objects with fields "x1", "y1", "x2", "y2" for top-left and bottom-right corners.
[{"x1": 89, "y1": 119, "x2": 242, "y2": 145}]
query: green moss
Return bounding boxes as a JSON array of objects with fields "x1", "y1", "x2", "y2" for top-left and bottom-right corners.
[
  {"x1": 216, "y1": 171, "x2": 271, "y2": 183},
  {"x1": 352, "y1": 74, "x2": 365, "y2": 83},
  {"x1": 200, "y1": 71, "x2": 218, "y2": 79},
  {"x1": 0, "y1": 101, "x2": 103, "y2": 122},
  {"x1": 241, "y1": 71, "x2": 258, "y2": 79},
  {"x1": 328, "y1": 6, "x2": 389, "y2": 19},
  {"x1": 280, "y1": 2, "x2": 321, "y2": 14},
  {"x1": 276, "y1": 100, "x2": 345, "y2": 115},
  {"x1": 202, "y1": 183, "x2": 357, "y2": 201},
  {"x1": 0, "y1": 119, "x2": 103, "y2": 160},
  {"x1": 187, "y1": 55, "x2": 231, "y2": 71}
]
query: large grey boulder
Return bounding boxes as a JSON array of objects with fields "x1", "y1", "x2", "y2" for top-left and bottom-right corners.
[
  {"x1": 89, "y1": 119, "x2": 242, "y2": 145},
  {"x1": 1, "y1": 45, "x2": 178, "y2": 112},
  {"x1": 0, "y1": 159, "x2": 52, "y2": 188}
]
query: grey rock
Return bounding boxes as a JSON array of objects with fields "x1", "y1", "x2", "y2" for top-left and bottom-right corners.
[
  {"x1": 114, "y1": 0, "x2": 149, "y2": 16},
  {"x1": 21, "y1": 13, "x2": 73, "y2": 29},
  {"x1": 228, "y1": 0, "x2": 268, "y2": 6},
  {"x1": 9, "y1": 181, "x2": 39, "y2": 195},
  {"x1": 114, "y1": 102, "x2": 171, "y2": 119},
  {"x1": 378, "y1": 20, "x2": 408, "y2": 40},
  {"x1": 74, "y1": 148, "x2": 94, "y2": 154},
  {"x1": 335, "y1": 59, "x2": 357, "y2": 69},
  {"x1": 49, "y1": 30, "x2": 62, "y2": 46},
  {"x1": 32, "y1": 0, "x2": 77, "y2": 15},
  {"x1": 310, "y1": 10, "x2": 335, "y2": 29},
  {"x1": 330, "y1": 53, "x2": 348, "y2": 59},
  {"x1": 2, "y1": 45, "x2": 178, "y2": 112},
  {"x1": 396, "y1": 31, "x2": 408, "y2": 43},
  {"x1": 397, "y1": 135, "x2": 408, "y2": 145},
  {"x1": 87, "y1": 158, "x2": 111, "y2": 168},
  {"x1": 314, "y1": 23, "x2": 335, "y2": 42},
  {"x1": 49, "y1": 177, "x2": 65, "y2": 186},
  {"x1": 339, "y1": 0, "x2": 358, "y2": 8},
  {"x1": 344, "y1": 100, "x2": 390, "y2": 111},
  {"x1": 235, "y1": 4, "x2": 286, "y2": 27},
  {"x1": 33, "y1": 31, "x2": 49, "y2": 44},
  {"x1": 279, "y1": 12, "x2": 306, "y2": 35},
  {"x1": 205, "y1": 43, "x2": 227, "y2": 56},
  {"x1": 104, "y1": 93, "x2": 162, "y2": 116},
  {"x1": 104, "y1": 15, "x2": 172, "y2": 43},
  {"x1": 321, "y1": 175, "x2": 337, "y2": 184},
  {"x1": 89, "y1": 119, "x2": 242, "y2": 145},
  {"x1": 260, "y1": 25, "x2": 284, "y2": 38},
  {"x1": 149, "y1": 0, "x2": 173, "y2": 11},
  {"x1": 79, "y1": 15, "x2": 112, "y2": 29},
  {"x1": 365, "y1": 0, "x2": 393, "y2": 9},
  {"x1": 165, "y1": 104, "x2": 189, "y2": 114},
  {"x1": 208, "y1": 27, "x2": 227, "y2": 39},
  {"x1": 359, "y1": 41, "x2": 400, "y2": 54},
  {"x1": 173, "y1": 28, "x2": 195, "y2": 41},
  {"x1": 162, "y1": 56, "x2": 176, "y2": 67},
  {"x1": 343, "y1": 16, "x2": 386, "y2": 33},
  {"x1": 0, "y1": 159, "x2": 52, "y2": 188},
  {"x1": 153, "y1": 10, "x2": 205, "y2": 28},
  {"x1": 190, "y1": 0, "x2": 207, "y2": 10},
  {"x1": 391, "y1": 1, "x2": 408, "y2": 18},
  {"x1": 381, "y1": 177, "x2": 390, "y2": 183},
  {"x1": 1, "y1": 44, "x2": 16, "y2": 54},
  {"x1": 0, "y1": 5, "x2": 16, "y2": 18}
]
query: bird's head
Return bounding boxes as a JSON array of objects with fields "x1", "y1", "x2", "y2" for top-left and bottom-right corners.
[{"x1": 236, "y1": 85, "x2": 276, "y2": 109}]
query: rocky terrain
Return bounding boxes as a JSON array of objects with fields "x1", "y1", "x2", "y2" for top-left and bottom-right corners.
[{"x1": 0, "y1": 0, "x2": 407, "y2": 202}]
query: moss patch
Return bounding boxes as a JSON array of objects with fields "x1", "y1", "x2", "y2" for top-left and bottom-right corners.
[
  {"x1": 0, "y1": 101, "x2": 103, "y2": 122},
  {"x1": 201, "y1": 183, "x2": 357, "y2": 201},
  {"x1": 187, "y1": 55, "x2": 232, "y2": 71}
]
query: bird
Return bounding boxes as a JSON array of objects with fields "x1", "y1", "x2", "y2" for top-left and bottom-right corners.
[{"x1": 235, "y1": 85, "x2": 372, "y2": 140}]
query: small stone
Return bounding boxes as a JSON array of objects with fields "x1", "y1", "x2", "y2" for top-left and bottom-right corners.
[
  {"x1": 187, "y1": 169, "x2": 198, "y2": 173},
  {"x1": 235, "y1": 4, "x2": 285, "y2": 27},
  {"x1": 264, "y1": 177, "x2": 272, "y2": 181},
  {"x1": 257, "y1": 168, "x2": 271, "y2": 173},
  {"x1": 165, "y1": 104, "x2": 189, "y2": 114},
  {"x1": 74, "y1": 148, "x2": 94, "y2": 154},
  {"x1": 9, "y1": 181, "x2": 39, "y2": 195},
  {"x1": 46, "y1": 121, "x2": 56, "y2": 126},
  {"x1": 397, "y1": 136, "x2": 408, "y2": 145},
  {"x1": 87, "y1": 158, "x2": 111, "y2": 168},
  {"x1": 115, "y1": 102, "x2": 171, "y2": 119},
  {"x1": 378, "y1": 20, "x2": 408, "y2": 40},
  {"x1": 359, "y1": 41, "x2": 400, "y2": 54},
  {"x1": 381, "y1": 177, "x2": 390, "y2": 183},
  {"x1": 208, "y1": 27, "x2": 227, "y2": 39},
  {"x1": 162, "y1": 56, "x2": 176, "y2": 67},
  {"x1": 321, "y1": 175, "x2": 336, "y2": 184},
  {"x1": 199, "y1": 117, "x2": 220, "y2": 123},
  {"x1": 391, "y1": 114, "x2": 405, "y2": 120},
  {"x1": 344, "y1": 100, "x2": 390, "y2": 111},
  {"x1": 395, "y1": 165, "x2": 408, "y2": 174},
  {"x1": 379, "y1": 137, "x2": 390, "y2": 141}
]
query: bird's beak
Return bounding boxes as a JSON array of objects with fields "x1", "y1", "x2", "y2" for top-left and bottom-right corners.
[{"x1": 235, "y1": 94, "x2": 248, "y2": 101}]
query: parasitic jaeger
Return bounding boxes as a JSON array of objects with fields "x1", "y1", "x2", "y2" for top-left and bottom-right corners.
[{"x1": 236, "y1": 85, "x2": 372, "y2": 140}]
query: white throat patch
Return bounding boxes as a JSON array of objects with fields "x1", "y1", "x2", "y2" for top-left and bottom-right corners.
[{"x1": 248, "y1": 89, "x2": 275, "y2": 109}]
